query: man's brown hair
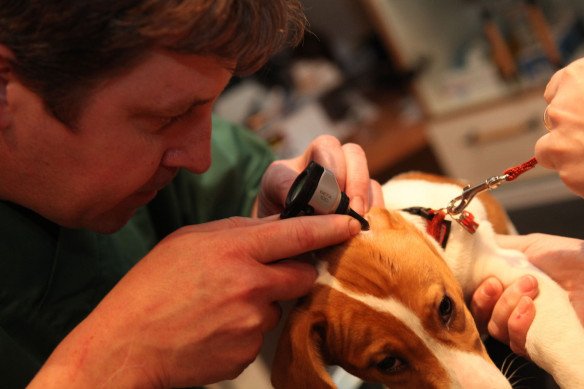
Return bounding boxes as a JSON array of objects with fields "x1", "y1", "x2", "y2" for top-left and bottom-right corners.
[{"x1": 0, "y1": 0, "x2": 306, "y2": 124}]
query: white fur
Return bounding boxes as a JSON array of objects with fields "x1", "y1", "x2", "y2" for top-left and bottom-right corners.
[
  {"x1": 316, "y1": 262, "x2": 512, "y2": 389},
  {"x1": 382, "y1": 178, "x2": 584, "y2": 389}
]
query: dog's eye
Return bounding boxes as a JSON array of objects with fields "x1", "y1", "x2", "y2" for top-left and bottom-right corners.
[
  {"x1": 438, "y1": 295, "x2": 454, "y2": 325},
  {"x1": 376, "y1": 356, "x2": 406, "y2": 374}
]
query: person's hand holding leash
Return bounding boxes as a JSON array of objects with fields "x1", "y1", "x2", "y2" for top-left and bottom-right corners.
[{"x1": 536, "y1": 57, "x2": 584, "y2": 197}]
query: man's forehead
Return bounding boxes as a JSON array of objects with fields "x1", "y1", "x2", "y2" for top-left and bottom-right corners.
[{"x1": 102, "y1": 51, "x2": 233, "y2": 116}]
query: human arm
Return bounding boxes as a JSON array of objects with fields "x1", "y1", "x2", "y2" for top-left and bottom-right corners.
[
  {"x1": 471, "y1": 233, "x2": 584, "y2": 355},
  {"x1": 27, "y1": 126, "x2": 380, "y2": 387},
  {"x1": 28, "y1": 214, "x2": 362, "y2": 388}
]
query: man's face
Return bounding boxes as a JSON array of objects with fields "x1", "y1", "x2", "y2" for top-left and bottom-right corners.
[{"x1": 0, "y1": 50, "x2": 233, "y2": 232}]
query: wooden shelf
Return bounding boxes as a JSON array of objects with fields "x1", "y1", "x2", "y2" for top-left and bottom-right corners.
[{"x1": 347, "y1": 93, "x2": 428, "y2": 177}]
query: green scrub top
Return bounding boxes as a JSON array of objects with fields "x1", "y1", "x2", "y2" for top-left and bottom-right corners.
[{"x1": 0, "y1": 117, "x2": 275, "y2": 388}]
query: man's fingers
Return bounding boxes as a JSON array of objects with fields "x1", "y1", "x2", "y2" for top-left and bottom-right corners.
[
  {"x1": 257, "y1": 302, "x2": 284, "y2": 333},
  {"x1": 179, "y1": 215, "x2": 279, "y2": 234},
  {"x1": 241, "y1": 214, "x2": 361, "y2": 264},
  {"x1": 369, "y1": 179, "x2": 385, "y2": 209},
  {"x1": 258, "y1": 160, "x2": 301, "y2": 216},
  {"x1": 488, "y1": 275, "x2": 539, "y2": 343},
  {"x1": 306, "y1": 135, "x2": 347, "y2": 190},
  {"x1": 470, "y1": 277, "x2": 504, "y2": 335},
  {"x1": 508, "y1": 296, "x2": 536, "y2": 357},
  {"x1": 544, "y1": 67, "x2": 563, "y2": 102},
  {"x1": 341, "y1": 142, "x2": 370, "y2": 215},
  {"x1": 264, "y1": 259, "x2": 318, "y2": 302}
]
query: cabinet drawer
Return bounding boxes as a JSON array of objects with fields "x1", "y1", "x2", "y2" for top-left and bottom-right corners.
[{"x1": 427, "y1": 95, "x2": 548, "y2": 183}]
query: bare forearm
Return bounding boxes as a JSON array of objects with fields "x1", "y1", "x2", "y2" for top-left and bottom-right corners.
[{"x1": 28, "y1": 315, "x2": 155, "y2": 389}]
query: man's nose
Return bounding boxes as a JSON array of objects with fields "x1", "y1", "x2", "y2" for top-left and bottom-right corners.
[{"x1": 161, "y1": 121, "x2": 212, "y2": 173}]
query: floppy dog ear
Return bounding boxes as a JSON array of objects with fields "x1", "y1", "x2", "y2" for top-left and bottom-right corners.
[{"x1": 271, "y1": 308, "x2": 335, "y2": 389}]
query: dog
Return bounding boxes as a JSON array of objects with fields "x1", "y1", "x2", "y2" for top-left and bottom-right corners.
[{"x1": 271, "y1": 172, "x2": 584, "y2": 388}]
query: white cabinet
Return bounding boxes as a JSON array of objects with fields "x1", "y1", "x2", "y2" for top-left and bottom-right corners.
[
  {"x1": 427, "y1": 90, "x2": 578, "y2": 208},
  {"x1": 363, "y1": 0, "x2": 583, "y2": 208},
  {"x1": 427, "y1": 91, "x2": 546, "y2": 182}
]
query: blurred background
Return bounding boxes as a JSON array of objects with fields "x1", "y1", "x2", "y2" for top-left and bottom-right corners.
[{"x1": 212, "y1": 0, "x2": 584, "y2": 388}]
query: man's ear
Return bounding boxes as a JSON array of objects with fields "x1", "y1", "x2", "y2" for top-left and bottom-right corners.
[{"x1": 0, "y1": 45, "x2": 15, "y2": 130}]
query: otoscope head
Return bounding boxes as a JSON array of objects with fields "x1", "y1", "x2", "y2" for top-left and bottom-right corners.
[{"x1": 281, "y1": 161, "x2": 370, "y2": 230}]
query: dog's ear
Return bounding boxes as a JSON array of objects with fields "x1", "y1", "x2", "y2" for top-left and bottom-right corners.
[
  {"x1": 271, "y1": 308, "x2": 335, "y2": 389},
  {"x1": 366, "y1": 207, "x2": 406, "y2": 231}
]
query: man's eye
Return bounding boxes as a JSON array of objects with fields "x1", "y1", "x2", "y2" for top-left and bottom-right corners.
[
  {"x1": 159, "y1": 105, "x2": 199, "y2": 129},
  {"x1": 160, "y1": 114, "x2": 183, "y2": 128}
]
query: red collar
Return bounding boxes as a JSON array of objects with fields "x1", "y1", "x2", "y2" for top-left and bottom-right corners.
[
  {"x1": 401, "y1": 207, "x2": 451, "y2": 248},
  {"x1": 402, "y1": 207, "x2": 480, "y2": 248}
]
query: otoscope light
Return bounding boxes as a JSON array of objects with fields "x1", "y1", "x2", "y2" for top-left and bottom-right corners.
[{"x1": 281, "y1": 161, "x2": 370, "y2": 230}]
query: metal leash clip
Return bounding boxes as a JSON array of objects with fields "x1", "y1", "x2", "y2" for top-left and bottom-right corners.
[{"x1": 447, "y1": 174, "x2": 508, "y2": 216}]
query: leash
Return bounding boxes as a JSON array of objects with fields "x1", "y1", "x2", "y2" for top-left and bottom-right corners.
[
  {"x1": 446, "y1": 157, "x2": 538, "y2": 216},
  {"x1": 402, "y1": 157, "x2": 538, "y2": 244}
]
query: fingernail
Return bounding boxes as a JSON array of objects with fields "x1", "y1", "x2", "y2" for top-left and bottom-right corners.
[
  {"x1": 351, "y1": 196, "x2": 364, "y2": 216},
  {"x1": 518, "y1": 275, "x2": 537, "y2": 293},
  {"x1": 349, "y1": 218, "x2": 362, "y2": 236},
  {"x1": 482, "y1": 279, "x2": 498, "y2": 297}
]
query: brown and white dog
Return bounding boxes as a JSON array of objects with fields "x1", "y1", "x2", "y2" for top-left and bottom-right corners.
[{"x1": 271, "y1": 172, "x2": 584, "y2": 389}]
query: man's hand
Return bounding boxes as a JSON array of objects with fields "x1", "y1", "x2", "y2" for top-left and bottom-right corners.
[
  {"x1": 29, "y1": 214, "x2": 362, "y2": 388},
  {"x1": 257, "y1": 135, "x2": 384, "y2": 218},
  {"x1": 471, "y1": 233, "x2": 584, "y2": 356}
]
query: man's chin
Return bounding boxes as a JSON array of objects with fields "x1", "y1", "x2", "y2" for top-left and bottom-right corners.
[
  {"x1": 92, "y1": 222, "x2": 129, "y2": 234},
  {"x1": 84, "y1": 209, "x2": 137, "y2": 234}
]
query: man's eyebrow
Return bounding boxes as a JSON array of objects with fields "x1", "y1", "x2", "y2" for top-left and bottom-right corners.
[{"x1": 131, "y1": 96, "x2": 214, "y2": 118}]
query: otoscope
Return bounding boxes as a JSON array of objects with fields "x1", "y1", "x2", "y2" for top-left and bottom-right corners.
[{"x1": 280, "y1": 161, "x2": 370, "y2": 230}]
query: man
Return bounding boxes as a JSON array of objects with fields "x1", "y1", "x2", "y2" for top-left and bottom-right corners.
[{"x1": 0, "y1": 1, "x2": 383, "y2": 387}]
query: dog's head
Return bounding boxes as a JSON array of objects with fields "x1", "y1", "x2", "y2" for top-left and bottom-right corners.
[{"x1": 272, "y1": 208, "x2": 510, "y2": 388}]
